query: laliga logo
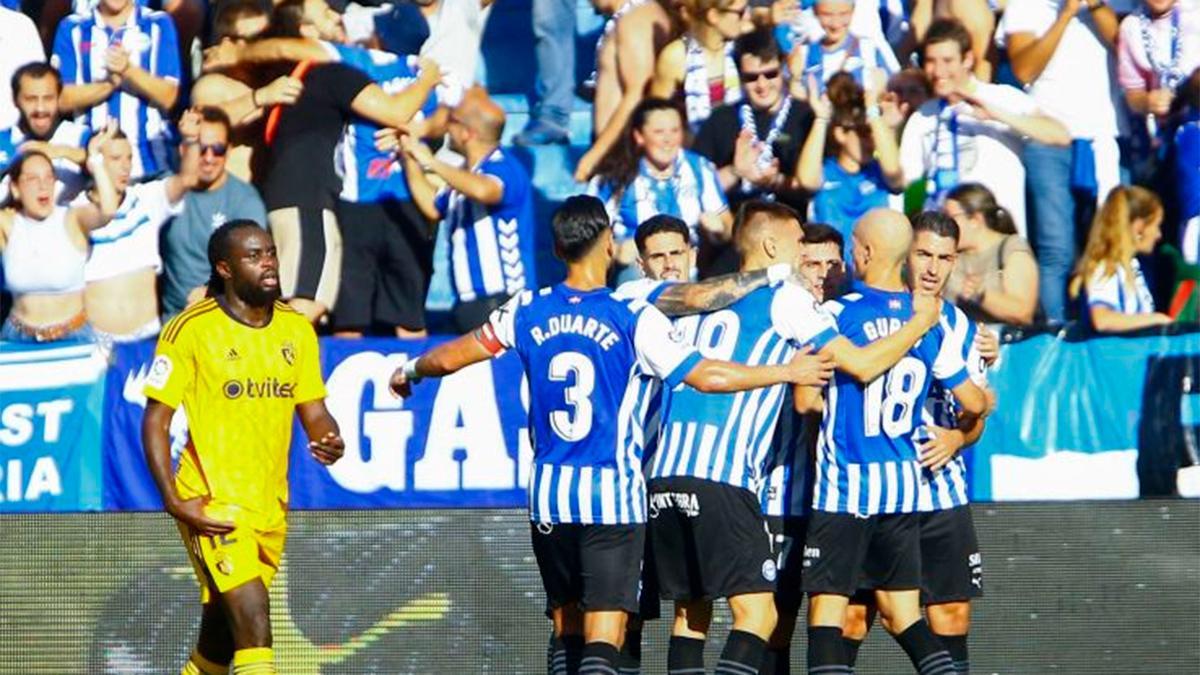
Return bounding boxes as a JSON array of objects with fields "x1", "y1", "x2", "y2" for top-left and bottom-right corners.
[{"x1": 323, "y1": 351, "x2": 532, "y2": 494}]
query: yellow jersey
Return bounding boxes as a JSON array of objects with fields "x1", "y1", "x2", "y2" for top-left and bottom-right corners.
[{"x1": 144, "y1": 298, "x2": 326, "y2": 529}]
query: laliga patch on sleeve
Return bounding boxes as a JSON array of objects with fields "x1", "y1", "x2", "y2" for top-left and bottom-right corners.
[{"x1": 147, "y1": 354, "x2": 173, "y2": 389}]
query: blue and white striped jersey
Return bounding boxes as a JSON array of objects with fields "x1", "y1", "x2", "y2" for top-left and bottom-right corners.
[
  {"x1": 918, "y1": 303, "x2": 988, "y2": 512},
  {"x1": 812, "y1": 283, "x2": 969, "y2": 516},
  {"x1": 649, "y1": 281, "x2": 839, "y2": 493},
  {"x1": 589, "y1": 151, "x2": 727, "y2": 243},
  {"x1": 797, "y1": 34, "x2": 900, "y2": 94},
  {"x1": 51, "y1": 6, "x2": 180, "y2": 179},
  {"x1": 483, "y1": 283, "x2": 702, "y2": 525},
  {"x1": 1085, "y1": 259, "x2": 1155, "y2": 317},
  {"x1": 434, "y1": 148, "x2": 536, "y2": 303},
  {"x1": 328, "y1": 43, "x2": 439, "y2": 204},
  {"x1": 0, "y1": 120, "x2": 92, "y2": 204},
  {"x1": 760, "y1": 387, "x2": 817, "y2": 518}
]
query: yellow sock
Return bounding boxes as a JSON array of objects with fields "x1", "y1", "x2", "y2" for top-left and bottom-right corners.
[
  {"x1": 231, "y1": 647, "x2": 275, "y2": 674},
  {"x1": 181, "y1": 650, "x2": 229, "y2": 675}
]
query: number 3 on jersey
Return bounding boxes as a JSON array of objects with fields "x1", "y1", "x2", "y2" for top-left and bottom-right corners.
[
  {"x1": 863, "y1": 356, "x2": 926, "y2": 437},
  {"x1": 548, "y1": 351, "x2": 595, "y2": 441}
]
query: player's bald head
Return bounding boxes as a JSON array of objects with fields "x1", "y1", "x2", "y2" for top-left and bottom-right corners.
[
  {"x1": 455, "y1": 86, "x2": 506, "y2": 143},
  {"x1": 853, "y1": 208, "x2": 912, "y2": 267},
  {"x1": 734, "y1": 201, "x2": 803, "y2": 265}
]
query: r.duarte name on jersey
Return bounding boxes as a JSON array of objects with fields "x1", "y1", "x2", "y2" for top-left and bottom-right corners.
[{"x1": 529, "y1": 313, "x2": 622, "y2": 350}]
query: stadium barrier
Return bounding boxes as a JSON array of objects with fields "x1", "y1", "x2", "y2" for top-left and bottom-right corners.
[
  {"x1": 0, "y1": 503, "x2": 1196, "y2": 673},
  {"x1": 2, "y1": 329, "x2": 1200, "y2": 513}
]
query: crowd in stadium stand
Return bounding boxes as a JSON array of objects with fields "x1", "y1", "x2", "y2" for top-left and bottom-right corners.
[{"x1": 0, "y1": 0, "x2": 1197, "y2": 345}]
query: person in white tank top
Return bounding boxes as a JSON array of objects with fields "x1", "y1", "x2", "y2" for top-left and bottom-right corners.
[
  {"x1": 80, "y1": 109, "x2": 201, "y2": 343},
  {"x1": 0, "y1": 127, "x2": 121, "y2": 343}
]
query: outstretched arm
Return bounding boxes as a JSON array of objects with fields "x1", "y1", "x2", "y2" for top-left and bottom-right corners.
[
  {"x1": 389, "y1": 331, "x2": 497, "y2": 397},
  {"x1": 820, "y1": 296, "x2": 941, "y2": 383},
  {"x1": 684, "y1": 346, "x2": 834, "y2": 393},
  {"x1": 652, "y1": 264, "x2": 791, "y2": 317}
]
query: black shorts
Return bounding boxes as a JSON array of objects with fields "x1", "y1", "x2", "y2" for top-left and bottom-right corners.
[
  {"x1": 801, "y1": 511, "x2": 921, "y2": 597},
  {"x1": 333, "y1": 199, "x2": 433, "y2": 332},
  {"x1": 919, "y1": 506, "x2": 983, "y2": 604},
  {"x1": 767, "y1": 515, "x2": 808, "y2": 614},
  {"x1": 530, "y1": 522, "x2": 645, "y2": 614},
  {"x1": 269, "y1": 206, "x2": 342, "y2": 310},
  {"x1": 647, "y1": 477, "x2": 776, "y2": 602}
]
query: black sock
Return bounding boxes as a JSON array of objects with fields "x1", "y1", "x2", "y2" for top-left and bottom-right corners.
[
  {"x1": 617, "y1": 629, "x2": 642, "y2": 675},
  {"x1": 935, "y1": 634, "x2": 969, "y2": 674},
  {"x1": 668, "y1": 635, "x2": 706, "y2": 674},
  {"x1": 842, "y1": 637, "x2": 863, "y2": 668},
  {"x1": 894, "y1": 620, "x2": 955, "y2": 675},
  {"x1": 716, "y1": 629, "x2": 767, "y2": 674},
  {"x1": 806, "y1": 627, "x2": 851, "y2": 674},
  {"x1": 760, "y1": 646, "x2": 790, "y2": 675},
  {"x1": 563, "y1": 635, "x2": 585, "y2": 675},
  {"x1": 548, "y1": 634, "x2": 567, "y2": 675},
  {"x1": 580, "y1": 641, "x2": 621, "y2": 675}
]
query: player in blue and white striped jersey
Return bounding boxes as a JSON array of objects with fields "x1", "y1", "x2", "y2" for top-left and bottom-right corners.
[
  {"x1": 839, "y1": 212, "x2": 995, "y2": 674},
  {"x1": 52, "y1": 0, "x2": 181, "y2": 180},
  {"x1": 390, "y1": 196, "x2": 832, "y2": 675},
  {"x1": 759, "y1": 222, "x2": 848, "y2": 674},
  {"x1": 799, "y1": 209, "x2": 989, "y2": 675}
]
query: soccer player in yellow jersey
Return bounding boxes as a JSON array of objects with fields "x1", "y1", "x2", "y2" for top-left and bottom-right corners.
[{"x1": 142, "y1": 220, "x2": 344, "y2": 675}]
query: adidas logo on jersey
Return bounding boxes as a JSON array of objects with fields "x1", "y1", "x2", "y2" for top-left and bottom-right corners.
[{"x1": 224, "y1": 347, "x2": 240, "y2": 361}]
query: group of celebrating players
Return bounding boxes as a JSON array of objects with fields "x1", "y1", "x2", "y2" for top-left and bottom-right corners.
[
  {"x1": 395, "y1": 196, "x2": 993, "y2": 675},
  {"x1": 140, "y1": 195, "x2": 993, "y2": 675}
]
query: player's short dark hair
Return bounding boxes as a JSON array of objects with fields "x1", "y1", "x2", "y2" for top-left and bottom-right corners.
[
  {"x1": 734, "y1": 27, "x2": 782, "y2": 69},
  {"x1": 736, "y1": 200, "x2": 801, "y2": 234},
  {"x1": 206, "y1": 219, "x2": 267, "y2": 296},
  {"x1": 11, "y1": 62, "x2": 62, "y2": 98},
  {"x1": 802, "y1": 222, "x2": 845, "y2": 255},
  {"x1": 921, "y1": 18, "x2": 972, "y2": 62},
  {"x1": 552, "y1": 195, "x2": 611, "y2": 262},
  {"x1": 197, "y1": 106, "x2": 233, "y2": 136},
  {"x1": 910, "y1": 210, "x2": 961, "y2": 244},
  {"x1": 635, "y1": 215, "x2": 690, "y2": 255}
]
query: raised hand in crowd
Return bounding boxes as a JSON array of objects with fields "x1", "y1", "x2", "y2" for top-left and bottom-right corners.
[
  {"x1": 732, "y1": 129, "x2": 782, "y2": 189},
  {"x1": 975, "y1": 323, "x2": 1000, "y2": 366}
]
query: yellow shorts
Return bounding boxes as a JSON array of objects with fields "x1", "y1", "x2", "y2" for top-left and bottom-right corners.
[{"x1": 178, "y1": 515, "x2": 286, "y2": 604}]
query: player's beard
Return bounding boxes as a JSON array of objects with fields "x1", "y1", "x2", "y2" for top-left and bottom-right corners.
[{"x1": 232, "y1": 278, "x2": 282, "y2": 307}]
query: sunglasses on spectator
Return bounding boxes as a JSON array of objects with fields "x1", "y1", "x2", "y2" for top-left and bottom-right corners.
[
  {"x1": 200, "y1": 143, "x2": 228, "y2": 157},
  {"x1": 741, "y1": 68, "x2": 781, "y2": 82}
]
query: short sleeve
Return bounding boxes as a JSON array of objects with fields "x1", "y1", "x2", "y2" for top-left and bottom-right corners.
[
  {"x1": 633, "y1": 306, "x2": 702, "y2": 386},
  {"x1": 150, "y1": 13, "x2": 181, "y2": 81},
  {"x1": 478, "y1": 292, "x2": 524, "y2": 353},
  {"x1": 293, "y1": 321, "x2": 327, "y2": 403},
  {"x1": 770, "y1": 281, "x2": 839, "y2": 350},
  {"x1": 613, "y1": 278, "x2": 669, "y2": 303},
  {"x1": 899, "y1": 107, "x2": 931, "y2": 186},
  {"x1": 480, "y1": 155, "x2": 517, "y2": 205},
  {"x1": 932, "y1": 326, "x2": 969, "y2": 388},
  {"x1": 144, "y1": 325, "x2": 195, "y2": 408},
  {"x1": 316, "y1": 63, "x2": 373, "y2": 114},
  {"x1": 1086, "y1": 268, "x2": 1122, "y2": 310}
]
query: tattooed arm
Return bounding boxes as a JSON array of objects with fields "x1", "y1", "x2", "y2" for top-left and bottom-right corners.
[{"x1": 652, "y1": 264, "x2": 792, "y2": 317}]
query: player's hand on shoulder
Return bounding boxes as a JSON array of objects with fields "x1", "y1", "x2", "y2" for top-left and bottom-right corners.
[
  {"x1": 308, "y1": 431, "x2": 345, "y2": 465},
  {"x1": 168, "y1": 497, "x2": 235, "y2": 537},
  {"x1": 785, "y1": 344, "x2": 835, "y2": 387},
  {"x1": 918, "y1": 424, "x2": 965, "y2": 472}
]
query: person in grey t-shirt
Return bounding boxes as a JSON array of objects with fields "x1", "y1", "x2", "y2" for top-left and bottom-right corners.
[{"x1": 161, "y1": 107, "x2": 267, "y2": 319}]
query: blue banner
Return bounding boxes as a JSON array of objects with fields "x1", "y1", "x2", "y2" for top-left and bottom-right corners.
[
  {"x1": 287, "y1": 337, "x2": 531, "y2": 509},
  {"x1": 0, "y1": 342, "x2": 107, "y2": 512},
  {"x1": 968, "y1": 330, "x2": 1200, "y2": 501}
]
